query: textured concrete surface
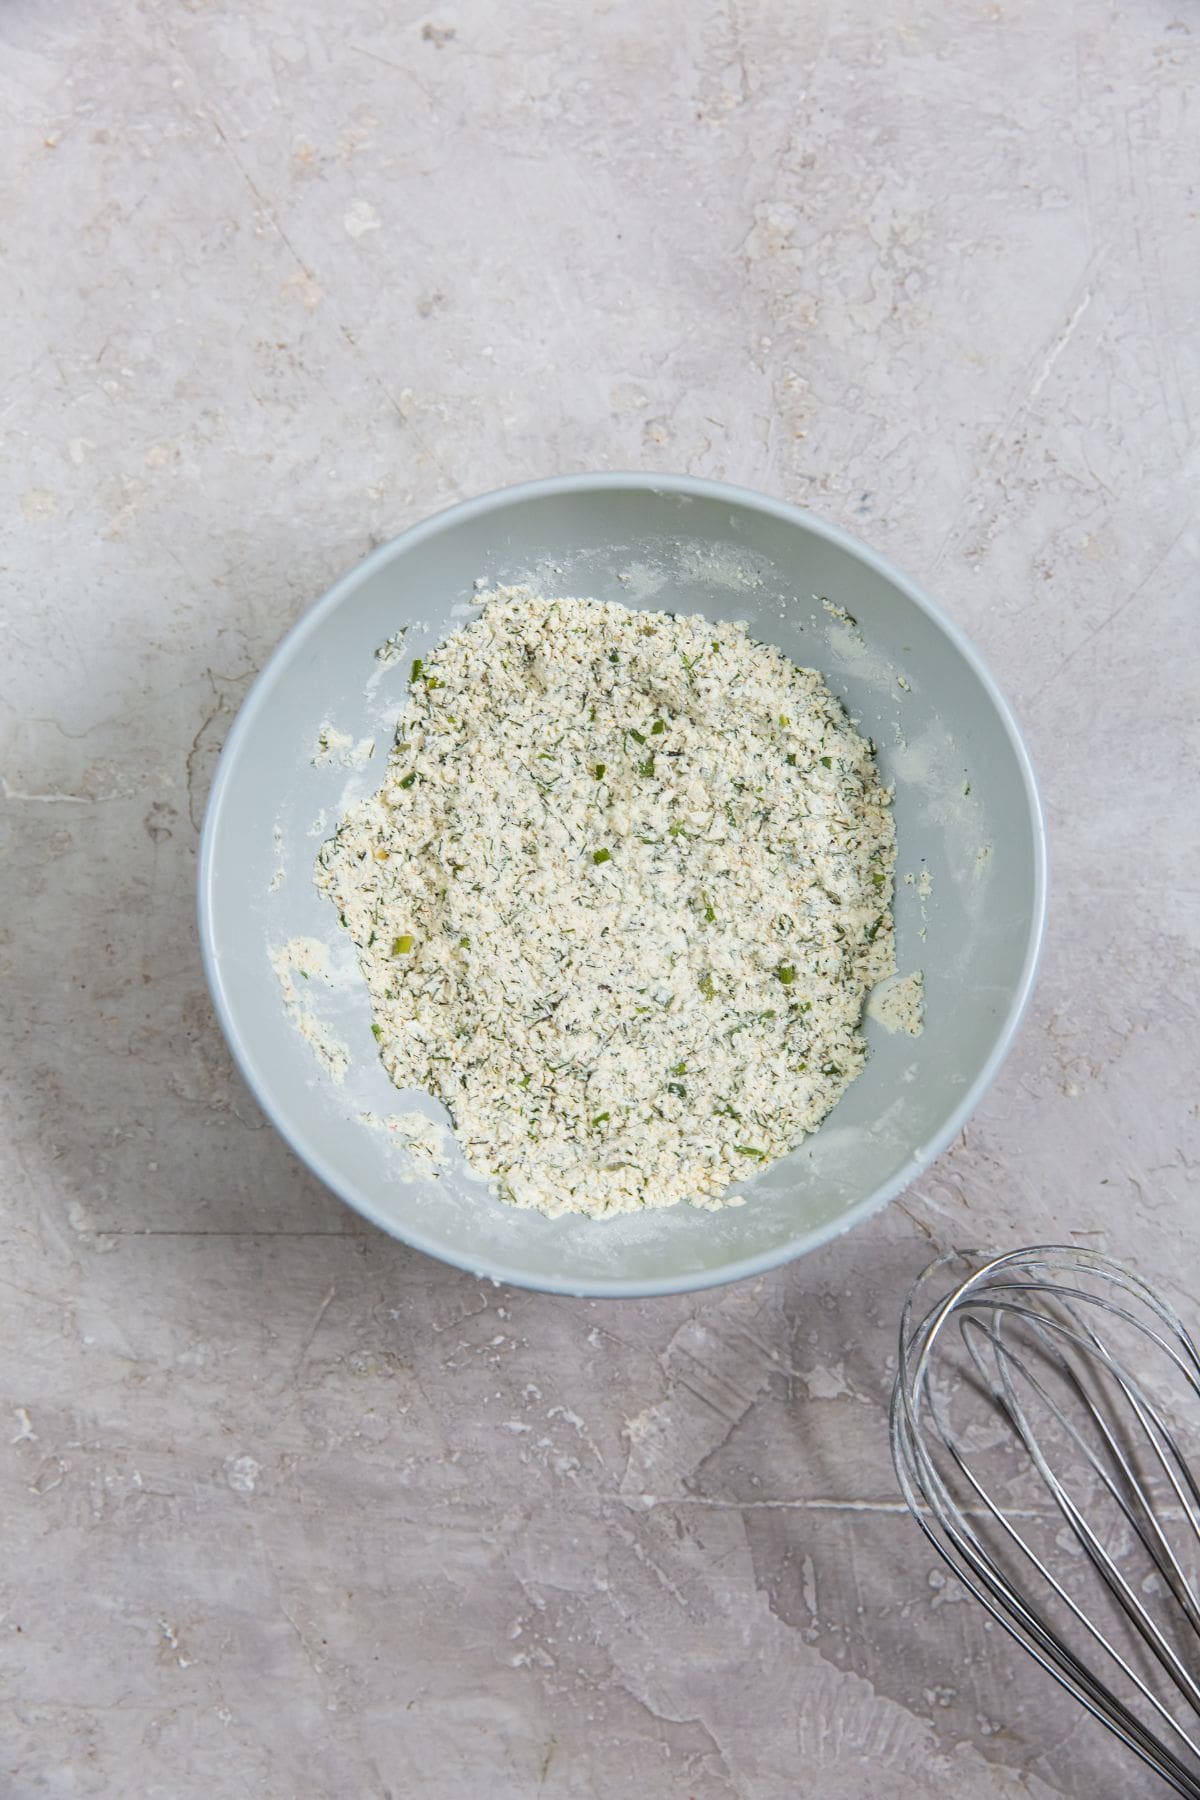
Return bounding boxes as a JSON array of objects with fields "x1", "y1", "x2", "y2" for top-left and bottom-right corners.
[{"x1": 2, "y1": 1, "x2": 1197, "y2": 1794}]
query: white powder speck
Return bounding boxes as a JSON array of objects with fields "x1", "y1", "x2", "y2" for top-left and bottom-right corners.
[
  {"x1": 375, "y1": 631, "x2": 407, "y2": 665},
  {"x1": 344, "y1": 199, "x2": 381, "y2": 239},
  {"x1": 225, "y1": 1455, "x2": 261, "y2": 1494}
]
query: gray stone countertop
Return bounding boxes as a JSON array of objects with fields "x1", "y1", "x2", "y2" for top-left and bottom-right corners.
[{"x1": 1, "y1": 1, "x2": 1196, "y2": 1794}]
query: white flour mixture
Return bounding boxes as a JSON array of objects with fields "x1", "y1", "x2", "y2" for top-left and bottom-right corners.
[{"x1": 316, "y1": 588, "x2": 898, "y2": 1217}]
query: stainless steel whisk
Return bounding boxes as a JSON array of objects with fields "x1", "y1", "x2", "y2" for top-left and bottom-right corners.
[{"x1": 891, "y1": 1246, "x2": 1200, "y2": 1795}]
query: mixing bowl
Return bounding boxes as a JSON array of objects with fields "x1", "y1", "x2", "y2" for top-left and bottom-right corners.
[{"x1": 198, "y1": 474, "x2": 1046, "y2": 1296}]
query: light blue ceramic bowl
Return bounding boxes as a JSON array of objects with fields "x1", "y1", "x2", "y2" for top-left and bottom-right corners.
[{"x1": 198, "y1": 474, "x2": 1046, "y2": 1296}]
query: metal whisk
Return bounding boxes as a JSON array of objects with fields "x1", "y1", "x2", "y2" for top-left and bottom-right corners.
[{"x1": 891, "y1": 1246, "x2": 1200, "y2": 1795}]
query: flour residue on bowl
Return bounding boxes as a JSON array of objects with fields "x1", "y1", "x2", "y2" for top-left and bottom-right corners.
[
  {"x1": 270, "y1": 937, "x2": 350, "y2": 1082},
  {"x1": 866, "y1": 970, "x2": 925, "y2": 1037},
  {"x1": 360, "y1": 1108, "x2": 449, "y2": 1175},
  {"x1": 313, "y1": 724, "x2": 375, "y2": 768}
]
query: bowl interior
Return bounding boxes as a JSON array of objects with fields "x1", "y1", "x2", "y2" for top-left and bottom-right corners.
[{"x1": 200, "y1": 476, "x2": 1044, "y2": 1295}]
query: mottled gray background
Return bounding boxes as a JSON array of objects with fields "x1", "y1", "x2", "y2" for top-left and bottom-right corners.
[{"x1": 2, "y1": 1, "x2": 1197, "y2": 1794}]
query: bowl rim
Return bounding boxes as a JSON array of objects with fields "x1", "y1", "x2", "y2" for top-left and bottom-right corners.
[{"x1": 198, "y1": 471, "x2": 1048, "y2": 1297}]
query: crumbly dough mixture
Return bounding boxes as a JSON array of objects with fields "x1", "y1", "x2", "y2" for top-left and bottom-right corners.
[{"x1": 316, "y1": 588, "x2": 897, "y2": 1217}]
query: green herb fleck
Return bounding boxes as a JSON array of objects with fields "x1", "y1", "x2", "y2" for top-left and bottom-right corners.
[
  {"x1": 866, "y1": 917, "x2": 884, "y2": 942},
  {"x1": 518, "y1": 1074, "x2": 532, "y2": 1089},
  {"x1": 777, "y1": 965, "x2": 796, "y2": 985},
  {"x1": 593, "y1": 848, "x2": 612, "y2": 865},
  {"x1": 392, "y1": 934, "x2": 414, "y2": 956},
  {"x1": 786, "y1": 752, "x2": 797, "y2": 767},
  {"x1": 593, "y1": 762, "x2": 606, "y2": 780},
  {"x1": 399, "y1": 772, "x2": 416, "y2": 789},
  {"x1": 698, "y1": 971, "x2": 716, "y2": 1000},
  {"x1": 629, "y1": 728, "x2": 646, "y2": 745},
  {"x1": 638, "y1": 757, "x2": 655, "y2": 777},
  {"x1": 370, "y1": 1023, "x2": 382, "y2": 1041},
  {"x1": 651, "y1": 719, "x2": 665, "y2": 735},
  {"x1": 410, "y1": 657, "x2": 424, "y2": 681},
  {"x1": 735, "y1": 1145, "x2": 766, "y2": 1159},
  {"x1": 820, "y1": 755, "x2": 833, "y2": 769},
  {"x1": 821, "y1": 1061, "x2": 843, "y2": 1077},
  {"x1": 871, "y1": 869, "x2": 886, "y2": 890},
  {"x1": 591, "y1": 1112, "x2": 610, "y2": 1128},
  {"x1": 666, "y1": 1082, "x2": 686, "y2": 1099},
  {"x1": 670, "y1": 1061, "x2": 687, "y2": 1076},
  {"x1": 779, "y1": 713, "x2": 790, "y2": 728}
]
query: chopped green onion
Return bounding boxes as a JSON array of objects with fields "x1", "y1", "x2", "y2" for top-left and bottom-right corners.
[
  {"x1": 410, "y1": 658, "x2": 423, "y2": 680},
  {"x1": 735, "y1": 1145, "x2": 766, "y2": 1159},
  {"x1": 399, "y1": 772, "x2": 416, "y2": 789}
]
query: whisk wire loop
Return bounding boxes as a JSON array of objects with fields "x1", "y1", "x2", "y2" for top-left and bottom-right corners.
[{"x1": 892, "y1": 1246, "x2": 1200, "y2": 1797}]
